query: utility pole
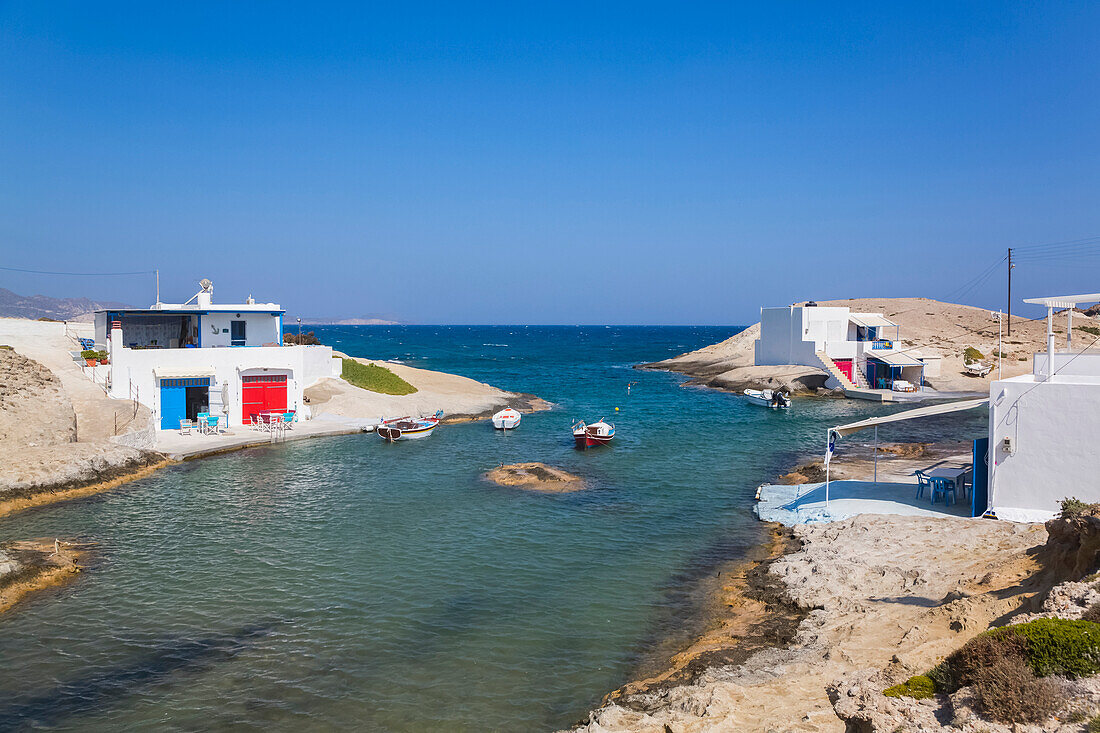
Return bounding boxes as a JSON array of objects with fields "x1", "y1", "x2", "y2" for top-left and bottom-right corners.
[{"x1": 1006, "y1": 248, "x2": 1013, "y2": 335}]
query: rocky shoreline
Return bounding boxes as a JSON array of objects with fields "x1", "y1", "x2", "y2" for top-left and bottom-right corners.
[
  {"x1": 0, "y1": 538, "x2": 90, "y2": 614},
  {"x1": 563, "y1": 437, "x2": 1099, "y2": 732},
  {"x1": 567, "y1": 514, "x2": 1059, "y2": 732}
]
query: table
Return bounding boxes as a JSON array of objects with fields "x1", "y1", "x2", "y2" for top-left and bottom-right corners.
[
  {"x1": 924, "y1": 465, "x2": 971, "y2": 503},
  {"x1": 925, "y1": 466, "x2": 970, "y2": 483}
]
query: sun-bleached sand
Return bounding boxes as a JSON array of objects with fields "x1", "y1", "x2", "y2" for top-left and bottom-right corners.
[
  {"x1": 0, "y1": 319, "x2": 157, "y2": 507},
  {"x1": 307, "y1": 355, "x2": 551, "y2": 424}
]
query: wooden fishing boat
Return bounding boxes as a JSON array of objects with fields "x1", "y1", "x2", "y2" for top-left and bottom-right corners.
[
  {"x1": 572, "y1": 418, "x2": 614, "y2": 448},
  {"x1": 492, "y1": 407, "x2": 522, "y2": 430},
  {"x1": 743, "y1": 389, "x2": 791, "y2": 409},
  {"x1": 378, "y1": 411, "x2": 443, "y2": 442}
]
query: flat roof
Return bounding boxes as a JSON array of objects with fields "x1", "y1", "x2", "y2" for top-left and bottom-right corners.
[
  {"x1": 1023, "y1": 293, "x2": 1100, "y2": 308},
  {"x1": 867, "y1": 350, "x2": 923, "y2": 367},
  {"x1": 96, "y1": 308, "x2": 285, "y2": 315},
  {"x1": 849, "y1": 313, "x2": 897, "y2": 328}
]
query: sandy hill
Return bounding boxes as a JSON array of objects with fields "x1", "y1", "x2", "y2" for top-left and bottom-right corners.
[{"x1": 642, "y1": 297, "x2": 1089, "y2": 393}]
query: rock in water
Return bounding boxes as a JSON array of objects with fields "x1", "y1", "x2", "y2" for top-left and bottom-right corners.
[{"x1": 483, "y1": 463, "x2": 586, "y2": 493}]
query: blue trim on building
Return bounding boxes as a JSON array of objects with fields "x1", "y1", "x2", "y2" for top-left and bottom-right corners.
[{"x1": 197, "y1": 313, "x2": 202, "y2": 348}]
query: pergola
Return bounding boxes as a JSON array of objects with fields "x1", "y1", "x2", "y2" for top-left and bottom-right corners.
[
  {"x1": 821, "y1": 398, "x2": 989, "y2": 507},
  {"x1": 1022, "y1": 293, "x2": 1100, "y2": 378}
]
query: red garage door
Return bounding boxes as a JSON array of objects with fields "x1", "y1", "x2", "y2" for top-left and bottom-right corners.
[{"x1": 242, "y1": 375, "x2": 288, "y2": 423}]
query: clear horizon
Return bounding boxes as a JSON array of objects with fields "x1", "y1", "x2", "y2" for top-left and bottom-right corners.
[{"x1": 2, "y1": 3, "x2": 1098, "y2": 324}]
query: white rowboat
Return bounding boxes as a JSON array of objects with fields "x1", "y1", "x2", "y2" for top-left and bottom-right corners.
[
  {"x1": 743, "y1": 389, "x2": 791, "y2": 409},
  {"x1": 492, "y1": 407, "x2": 522, "y2": 430}
]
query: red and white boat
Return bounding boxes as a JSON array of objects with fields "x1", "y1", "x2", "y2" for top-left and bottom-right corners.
[
  {"x1": 572, "y1": 418, "x2": 615, "y2": 448},
  {"x1": 492, "y1": 407, "x2": 522, "y2": 430},
  {"x1": 377, "y1": 410, "x2": 443, "y2": 442}
]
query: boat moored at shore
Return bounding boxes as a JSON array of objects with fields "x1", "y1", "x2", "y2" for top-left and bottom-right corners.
[
  {"x1": 743, "y1": 388, "x2": 790, "y2": 409},
  {"x1": 572, "y1": 418, "x2": 614, "y2": 448},
  {"x1": 378, "y1": 411, "x2": 443, "y2": 441}
]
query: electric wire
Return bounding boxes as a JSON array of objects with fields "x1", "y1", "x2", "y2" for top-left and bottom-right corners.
[{"x1": 0, "y1": 265, "x2": 155, "y2": 276}]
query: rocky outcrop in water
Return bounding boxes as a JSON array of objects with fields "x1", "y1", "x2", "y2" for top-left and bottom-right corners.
[{"x1": 484, "y1": 463, "x2": 585, "y2": 493}]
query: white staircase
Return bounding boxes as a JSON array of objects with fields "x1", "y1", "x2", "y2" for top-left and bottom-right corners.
[
  {"x1": 815, "y1": 351, "x2": 856, "y2": 391},
  {"x1": 852, "y1": 358, "x2": 870, "y2": 389}
]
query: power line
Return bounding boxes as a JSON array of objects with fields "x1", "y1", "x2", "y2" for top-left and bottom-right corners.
[
  {"x1": 0, "y1": 265, "x2": 155, "y2": 276},
  {"x1": 943, "y1": 253, "x2": 1006, "y2": 302},
  {"x1": 1013, "y1": 235, "x2": 1100, "y2": 252}
]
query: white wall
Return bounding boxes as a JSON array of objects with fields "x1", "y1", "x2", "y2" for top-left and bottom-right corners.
[
  {"x1": 755, "y1": 306, "x2": 852, "y2": 367},
  {"x1": 988, "y1": 375, "x2": 1100, "y2": 521},
  {"x1": 107, "y1": 331, "x2": 339, "y2": 428},
  {"x1": 200, "y1": 311, "x2": 282, "y2": 347}
]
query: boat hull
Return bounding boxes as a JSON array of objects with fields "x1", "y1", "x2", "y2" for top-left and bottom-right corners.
[
  {"x1": 378, "y1": 421, "x2": 439, "y2": 441},
  {"x1": 493, "y1": 417, "x2": 521, "y2": 430},
  {"x1": 743, "y1": 390, "x2": 790, "y2": 409},
  {"x1": 573, "y1": 432, "x2": 614, "y2": 448}
]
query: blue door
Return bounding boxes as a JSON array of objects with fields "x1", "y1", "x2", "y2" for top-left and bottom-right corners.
[
  {"x1": 230, "y1": 320, "x2": 246, "y2": 346},
  {"x1": 971, "y1": 438, "x2": 989, "y2": 517},
  {"x1": 160, "y1": 383, "x2": 186, "y2": 429}
]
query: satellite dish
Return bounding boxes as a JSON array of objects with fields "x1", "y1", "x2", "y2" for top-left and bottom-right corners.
[{"x1": 199, "y1": 279, "x2": 213, "y2": 292}]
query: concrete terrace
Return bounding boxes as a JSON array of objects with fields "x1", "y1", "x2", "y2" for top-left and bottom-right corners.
[
  {"x1": 755, "y1": 479, "x2": 974, "y2": 525},
  {"x1": 153, "y1": 414, "x2": 377, "y2": 460}
]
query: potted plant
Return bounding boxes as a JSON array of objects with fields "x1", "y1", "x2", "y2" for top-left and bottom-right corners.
[
  {"x1": 97, "y1": 350, "x2": 109, "y2": 365},
  {"x1": 81, "y1": 349, "x2": 98, "y2": 366}
]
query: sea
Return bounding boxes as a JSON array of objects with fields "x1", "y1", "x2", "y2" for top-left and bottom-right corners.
[{"x1": 0, "y1": 326, "x2": 987, "y2": 731}]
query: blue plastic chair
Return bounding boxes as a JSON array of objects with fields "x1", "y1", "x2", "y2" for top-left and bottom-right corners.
[
  {"x1": 282, "y1": 412, "x2": 294, "y2": 429},
  {"x1": 930, "y1": 477, "x2": 956, "y2": 506},
  {"x1": 914, "y1": 470, "x2": 930, "y2": 500}
]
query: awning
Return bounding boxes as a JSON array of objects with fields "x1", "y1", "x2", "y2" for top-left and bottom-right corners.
[
  {"x1": 867, "y1": 350, "x2": 923, "y2": 367},
  {"x1": 832, "y1": 398, "x2": 988, "y2": 437},
  {"x1": 849, "y1": 313, "x2": 897, "y2": 328},
  {"x1": 154, "y1": 367, "x2": 215, "y2": 379}
]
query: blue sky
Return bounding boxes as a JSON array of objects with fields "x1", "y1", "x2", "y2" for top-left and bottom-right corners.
[{"x1": 1, "y1": 2, "x2": 1098, "y2": 324}]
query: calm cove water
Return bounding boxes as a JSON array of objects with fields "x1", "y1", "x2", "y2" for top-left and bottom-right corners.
[{"x1": 0, "y1": 327, "x2": 986, "y2": 731}]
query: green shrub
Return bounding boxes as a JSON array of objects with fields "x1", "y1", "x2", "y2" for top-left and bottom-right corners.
[
  {"x1": 1076, "y1": 325, "x2": 1100, "y2": 337},
  {"x1": 1083, "y1": 603, "x2": 1100, "y2": 624},
  {"x1": 963, "y1": 346, "x2": 984, "y2": 364},
  {"x1": 883, "y1": 674, "x2": 936, "y2": 699},
  {"x1": 340, "y1": 358, "x2": 417, "y2": 395},
  {"x1": 1060, "y1": 497, "x2": 1094, "y2": 518},
  {"x1": 1088, "y1": 715, "x2": 1100, "y2": 733},
  {"x1": 1014, "y1": 618, "x2": 1100, "y2": 678},
  {"x1": 80, "y1": 349, "x2": 98, "y2": 360}
]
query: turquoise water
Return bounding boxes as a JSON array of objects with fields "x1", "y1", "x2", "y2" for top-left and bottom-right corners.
[{"x1": 0, "y1": 327, "x2": 986, "y2": 731}]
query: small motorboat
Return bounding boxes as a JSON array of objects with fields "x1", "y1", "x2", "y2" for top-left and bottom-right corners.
[
  {"x1": 572, "y1": 418, "x2": 615, "y2": 448},
  {"x1": 492, "y1": 407, "x2": 522, "y2": 430},
  {"x1": 377, "y1": 410, "x2": 443, "y2": 442},
  {"x1": 743, "y1": 389, "x2": 791, "y2": 409}
]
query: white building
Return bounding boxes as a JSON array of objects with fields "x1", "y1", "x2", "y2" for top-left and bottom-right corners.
[
  {"x1": 93, "y1": 281, "x2": 340, "y2": 430},
  {"x1": 754, "y1": 303, "x2": 939, "y2": 391},
  {"x1": 987, "y1": 293, "x2": 1100, "y2": 521}
]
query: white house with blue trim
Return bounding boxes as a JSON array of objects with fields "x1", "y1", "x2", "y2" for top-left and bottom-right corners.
[
  {"x1": 754, "y1": 303, "x2": 940, "y2": 391},
  {"x1": 93, "y1": 281, "x2": 340, "y2": 430}
]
